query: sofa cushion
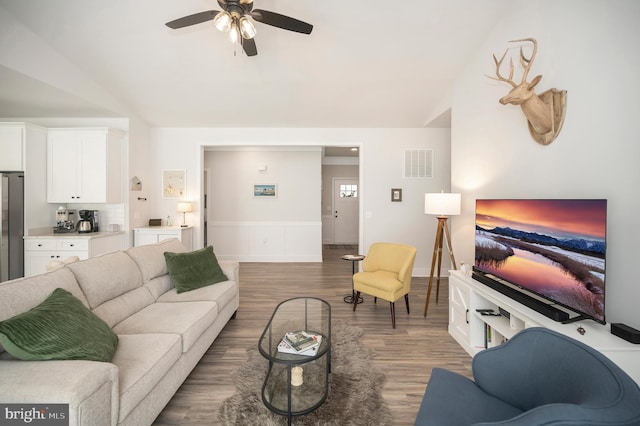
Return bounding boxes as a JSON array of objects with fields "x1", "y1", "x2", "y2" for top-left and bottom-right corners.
[
  {"x1": 110, "y1": 333, "x2": 182, "y2": 422},
  {"x1": 157, "y1": 280, "x2": 237, "y2": 314},
  {"x1": 126, "y1": 238, "x2": 187, "y2": 283},
  {"x1": 111, "y1": 301, "x2": 217, "y2": 353},
  {"x1": 144, "y1": 275, "x2": 173, "y2": 300},
  {"x1": 0, "y1": 268, "x2": 88, "y2": 322},
  {"x1": 0, "y1": 288, "x2": 119, "y2": 362},
  {"x1": 164, "y1": 246, "x2": 228, "y2": 294},
  {"x1": 67, "y1": 251, "x2": 143, "y2": 309},
  {"x1": 92, "y1": 287, "x2": 155, "y2": 328}
]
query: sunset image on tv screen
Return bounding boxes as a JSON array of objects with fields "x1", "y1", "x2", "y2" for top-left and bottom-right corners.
[{"x1": 475, "y1": 199, "x2": 606, "y2": 322}]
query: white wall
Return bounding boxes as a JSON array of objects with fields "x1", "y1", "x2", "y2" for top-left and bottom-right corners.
[
  {"x1": 127, "y1": 116, "x2": 153, "y2": 234},
  {"x1": 205, "y1": 148, "x2": 321, "y2": 221},
  {"x1": 203, "y1": 148, "x2": 322, "y2": 262},
  {"x1": 450, "y1": 0, "x2": 640, "y2": 327},
  {"x1": 150, "y1": 127, "x2": 451, "y2": 274}
]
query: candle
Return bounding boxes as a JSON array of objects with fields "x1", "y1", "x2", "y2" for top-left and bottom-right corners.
[{"x1": 291, "y1": 366, "x2": 303, "y2": 386}]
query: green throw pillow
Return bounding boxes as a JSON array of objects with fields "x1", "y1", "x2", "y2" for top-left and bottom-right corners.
[
  {"x1": 164, "y1": 246, "x2": 228, "y2": 294},
  {"x1": 0, "y1": 288, "x2": 119, "y2": 362}
]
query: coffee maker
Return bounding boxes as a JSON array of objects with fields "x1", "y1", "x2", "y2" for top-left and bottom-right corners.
[
  {"x1": 54, "y1": 207, "x2": 77, "y2": 233},
  {"x1": 78, "y1": 210, "x2": 99, "y2": 233}
]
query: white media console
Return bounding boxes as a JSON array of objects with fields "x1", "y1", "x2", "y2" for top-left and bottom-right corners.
[{"x1": 448, "y1": 270, "x2": 640, "y2": 385}]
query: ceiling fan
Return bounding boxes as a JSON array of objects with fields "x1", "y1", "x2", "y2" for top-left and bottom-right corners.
[{"x1": 165, "y1": 0, "x2": 313, "y2": 57}]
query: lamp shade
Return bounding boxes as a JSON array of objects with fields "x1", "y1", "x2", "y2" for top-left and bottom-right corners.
[
  {"x1": 424, "y1": 193, "x2": 461, "y2": 216},
  {"x1": 176, "y1": 202, "x2": 193, "y2": 213}
]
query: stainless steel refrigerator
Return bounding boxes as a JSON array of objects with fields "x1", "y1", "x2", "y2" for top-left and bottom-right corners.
[{"x1": 0, "y1": 172, "x2": 24, "y2": 282}]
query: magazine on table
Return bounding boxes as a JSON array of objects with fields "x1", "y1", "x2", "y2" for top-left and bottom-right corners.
[{"x1": 278, "y1": 331, "x2": 322, "y2": 356}]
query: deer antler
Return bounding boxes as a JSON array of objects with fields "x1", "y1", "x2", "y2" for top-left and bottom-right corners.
[
  {"x1": 486, "y1": 38, "x2": 538, "y2": 87},
  {"x1": 510, "y1": 38, "x2": 537, "y2": 83},
  {"x1": 487, "y1": 50, "x2": 517, "y2": 87}
]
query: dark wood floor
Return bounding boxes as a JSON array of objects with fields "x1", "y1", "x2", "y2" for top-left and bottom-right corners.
[{"x1": 153, "y1": 245, "x2": 472, "y2": 425}]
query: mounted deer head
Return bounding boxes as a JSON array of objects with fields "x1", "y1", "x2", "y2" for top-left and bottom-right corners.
[{"x1": 487, "y1": 38, "x2": 567, "y2": 145}]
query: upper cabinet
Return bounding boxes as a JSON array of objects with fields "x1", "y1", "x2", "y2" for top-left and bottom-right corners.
[
  {"x1": 47, "y1": 128, "x2": 124, "y2": 203},
  {"x1": 0, "y1": 124, "x2": 25, "y2": 171}
]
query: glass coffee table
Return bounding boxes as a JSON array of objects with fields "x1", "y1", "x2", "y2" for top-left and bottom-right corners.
[{"x1": 258, "y1": 297, "x2": 331, "y2": 425}]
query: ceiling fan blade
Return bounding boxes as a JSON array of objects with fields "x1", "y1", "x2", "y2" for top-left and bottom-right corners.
[
  {"x1": 165, "y1": 10, "x2": 219, "y2": 29},
  {"x1": 251, "y1": 9, "x2": 313, "y2": 34},
  {"x1": 242, "y1": 38, "x2": 258, "y2": 57}
]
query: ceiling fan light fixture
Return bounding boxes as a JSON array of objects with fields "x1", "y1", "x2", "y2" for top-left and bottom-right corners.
[
  {"x1": 229, "y1": 21, "x2": 241, "y2": 44},
  {"x1": 213, "y1": 11, "x2": 232, "y2": 32},
  {"x1": 239, "y1": 17, "x2": 256, "y2": 39}
]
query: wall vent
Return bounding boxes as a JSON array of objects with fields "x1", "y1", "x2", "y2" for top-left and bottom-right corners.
[{"x1": 404, "y1": 149, "x2": 433, "y2": 178}]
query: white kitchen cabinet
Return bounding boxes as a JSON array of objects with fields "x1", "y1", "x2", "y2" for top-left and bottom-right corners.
[
  {"x1": 24, "y1": 233, "x2": 123, "y2": 277},
  {"x1": 133, "y1": 226, "x2": 193, "y2": 251},
  {"x1": 47, "y1": 128, "x2": 124, "y2": 203},
  {"x1": 0, "y1": 124, "x2": 25, "y2": 171}
]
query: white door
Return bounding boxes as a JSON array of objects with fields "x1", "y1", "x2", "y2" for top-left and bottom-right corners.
[{"x1": 333, "y1": 178, "x2": 359, "y2": 244}]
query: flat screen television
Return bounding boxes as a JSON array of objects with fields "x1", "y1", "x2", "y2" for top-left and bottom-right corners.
[{"x1": 473, "y1": 199, "x2": 607, "y2": 324}]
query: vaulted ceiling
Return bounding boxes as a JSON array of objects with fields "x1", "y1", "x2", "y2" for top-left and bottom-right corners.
[{"x1": 0, "y1": 0, "x2": 510, "y2": 128}]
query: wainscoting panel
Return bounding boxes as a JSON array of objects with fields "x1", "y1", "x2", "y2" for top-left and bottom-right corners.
[
  {"x1": 321, "y1": 214, "x2": 334, "y2": 243},
  {"x1": 210, "y1": 221, "x2": 322, "y2": 262}
]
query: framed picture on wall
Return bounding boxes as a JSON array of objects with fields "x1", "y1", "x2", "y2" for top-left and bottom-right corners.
[
  {"x1": 254, "y1": 184, "x2": 277, "y2": 197},
  {"x1": 162, "y1": 169, "x2": 186, "y2": 199},
  {"x1": 391, "y1": 188, "x2": 402, "y2": 202}
]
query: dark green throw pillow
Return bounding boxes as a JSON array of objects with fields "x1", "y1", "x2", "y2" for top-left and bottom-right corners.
[
  {"x1": 164, "y1": 246, "x2": 228, "y2": 294},
  {"x1": 0, "y1": 288, "x2": 119, "y2": 362}
]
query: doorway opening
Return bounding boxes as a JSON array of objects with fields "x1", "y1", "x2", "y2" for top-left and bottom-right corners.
[{"x1": 321, "y1": 146, "x2": 360, "y2": 247}]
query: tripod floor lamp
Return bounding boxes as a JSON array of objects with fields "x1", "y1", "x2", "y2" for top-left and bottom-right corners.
[{"x1": 423, "y1": 192, "x2": 461, "y2": 317}]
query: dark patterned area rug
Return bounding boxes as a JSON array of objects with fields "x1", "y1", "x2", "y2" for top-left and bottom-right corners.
[{"x1": 218, "y1": 320, "x2": 392, "y2": 425}]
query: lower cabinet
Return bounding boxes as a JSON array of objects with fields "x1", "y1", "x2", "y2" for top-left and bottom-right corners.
[
  {"x1": 24, "y1": 234, "x2": 122, "y2": 277},
  {"x1": 448, "y1": 270, "x2": 640, "y2": 384},
  {"x1": 448, "y1": 276, "x2": 471, "y2": 348},
  {"x1": 133, "y1": 226, "x2": 192, "y2": 250}
]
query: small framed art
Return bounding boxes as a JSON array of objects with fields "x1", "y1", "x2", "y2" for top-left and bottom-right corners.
[
  {"x1": 162, "y1": 169, "x2": 186, "y2": 199},
  {"x1": 254, "y1": 184, "x2": 277, "y2": 197},
  {"x1": 391, "y1": 188, "x2": 402, "y2": 202}
]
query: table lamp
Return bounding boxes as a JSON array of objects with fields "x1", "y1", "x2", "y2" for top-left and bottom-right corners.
[{"x1": 176, "y1": 202, "x2": 192, "y2": 228}]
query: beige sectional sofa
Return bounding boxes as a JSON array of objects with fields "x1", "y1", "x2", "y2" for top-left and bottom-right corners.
[{"x1": 0, "y1": 238, "x2": 239, "y2": 426}]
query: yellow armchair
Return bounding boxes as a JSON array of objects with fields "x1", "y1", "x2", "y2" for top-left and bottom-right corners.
[{"x1": 352, "y1": 242, "x2": 417, "y2": 328}]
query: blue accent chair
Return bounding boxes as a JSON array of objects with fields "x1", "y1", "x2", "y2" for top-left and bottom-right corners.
[{"x1": 415, "y1": 327, "x2": 640, "y2": 425}]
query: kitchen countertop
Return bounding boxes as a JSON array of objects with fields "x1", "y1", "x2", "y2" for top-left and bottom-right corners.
[
  {"x1": 133, "y1": 226, "x2": 192, "y2": 230},
  {"x1": 24, "y1": 231, "x2": 125, "y2": 239}
]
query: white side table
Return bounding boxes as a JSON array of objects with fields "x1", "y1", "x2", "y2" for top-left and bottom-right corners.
[{"x1": 133, "y1": 226, "x2": 193, "y2": 251}]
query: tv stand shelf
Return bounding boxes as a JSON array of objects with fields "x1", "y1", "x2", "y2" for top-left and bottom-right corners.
[{"x1": 448, "y1": 270, "x2": 640, "y2": 384}]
